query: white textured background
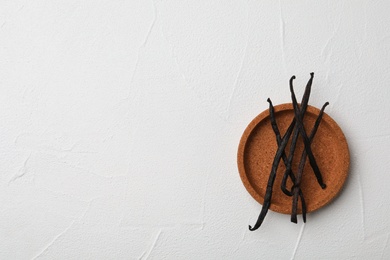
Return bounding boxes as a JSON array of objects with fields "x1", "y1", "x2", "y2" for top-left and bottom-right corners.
[{"x1": 1, "y1": 0, "x2": 390, "y2": 259}]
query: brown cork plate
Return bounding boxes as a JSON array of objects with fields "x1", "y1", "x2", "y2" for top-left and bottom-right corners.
[{"x1": 237, "y1": 103, "x2": 349, "y2": 214}]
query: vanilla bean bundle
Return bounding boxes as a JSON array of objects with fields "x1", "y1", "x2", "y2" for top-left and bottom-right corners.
[{"x1": 249, "y1": 73, "x2": 328, "y2": 231}]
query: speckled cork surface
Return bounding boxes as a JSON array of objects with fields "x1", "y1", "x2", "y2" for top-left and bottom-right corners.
[{"x1": 237, "y1": 103, "x2": 350, "y2": 214}]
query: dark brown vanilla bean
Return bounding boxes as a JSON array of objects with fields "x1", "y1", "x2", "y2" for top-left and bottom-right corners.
[
  {"x1": 267, "y1": 98, "x2": 296, "y2": 191},
  {"x1": 267, "y1": 98, "x2": 307, "y2": 221},
  {"x1": 280, "y1": 74, "x2": 313, "y2": 195},
  {"x1": 290, "y1": 77, "x2": 326, "y2": 189},
  {"x1": 291, "y1": 102, "x2": 329, "y2": 223},
  {"x1": 249, "y1": 119, "x2": 296, "y2": 231}
]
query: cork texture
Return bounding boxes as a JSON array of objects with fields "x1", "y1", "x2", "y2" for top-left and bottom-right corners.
[{"x1": 237, "y1": 103, "x2": 350, "y2": 214}]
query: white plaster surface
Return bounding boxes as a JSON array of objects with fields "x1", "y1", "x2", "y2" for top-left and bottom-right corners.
[{"x1": 0, "y1": 0, "x2": 390, "y2": 259}]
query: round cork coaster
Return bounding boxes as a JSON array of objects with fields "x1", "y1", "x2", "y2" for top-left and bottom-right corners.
[{"x1": 237, "y1": 103, "x2": 349, "y2": 214}]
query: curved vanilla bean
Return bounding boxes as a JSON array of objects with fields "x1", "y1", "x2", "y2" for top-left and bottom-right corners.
[
  {"x1": 280, "y1": 74, "x2": 314, "y2": 195},
  {"x1": 267, "y1": 98, "x2": 307, "y2": 222},
  {"x1": 290, "y1": 76, "x2": 326, "y2": 189},
  {"x1": 267, "y1": 98, "x2": 296, "y2": 192},
  {"x1": 291, "y1": 102, "x2": 329, "y2": 223},
  {"x1": 249, "y1": 119, "x2": 295, "y2": 231}
]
